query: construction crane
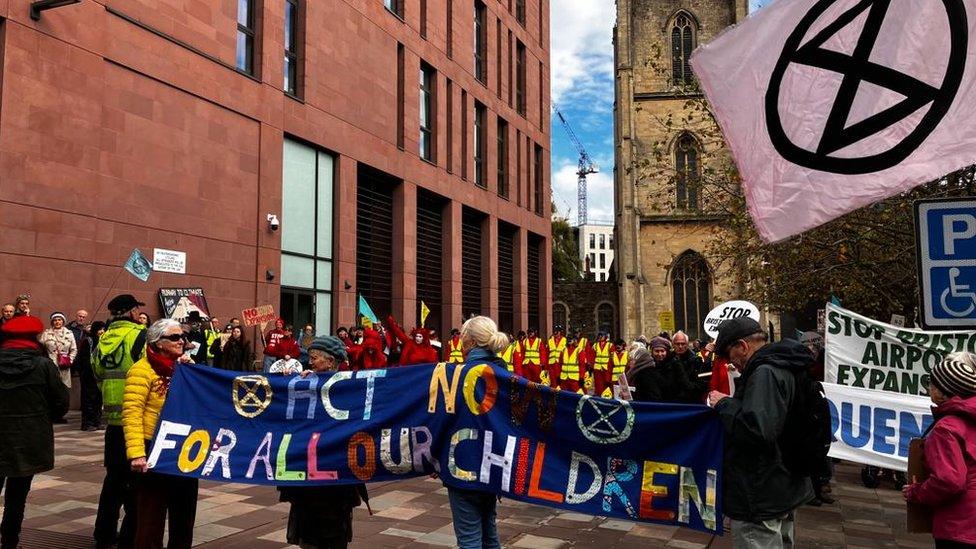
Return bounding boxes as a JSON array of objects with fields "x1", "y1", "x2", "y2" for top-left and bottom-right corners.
[{"x1": 553, "y1": 105, "x2": 598, "y2": 226}]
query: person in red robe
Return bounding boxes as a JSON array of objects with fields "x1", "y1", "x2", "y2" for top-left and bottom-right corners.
[{"x1": 386, "y1": 315, "x2": 438, "y2": 366}]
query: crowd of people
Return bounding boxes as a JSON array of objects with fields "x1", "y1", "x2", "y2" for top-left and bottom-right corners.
[{"x1": 1, "y1": 292, "x2": 975, "y2": 549}]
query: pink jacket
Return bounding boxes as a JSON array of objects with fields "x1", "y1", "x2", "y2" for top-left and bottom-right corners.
[{"x1": 906, "y1": 395, "x2": 976, "y2": 545}]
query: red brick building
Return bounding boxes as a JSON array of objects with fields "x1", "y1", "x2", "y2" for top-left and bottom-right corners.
[{"x1": 0, "y1": 0, "x2": 552, "y2": 336}]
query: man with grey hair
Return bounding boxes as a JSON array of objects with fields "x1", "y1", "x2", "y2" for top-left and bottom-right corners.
[{"x1": 671, "y1": 330, "x2": 706, "y2": 376}]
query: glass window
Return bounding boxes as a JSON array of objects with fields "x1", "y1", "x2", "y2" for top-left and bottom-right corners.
[
  {"x1": 589, "y1": 234, "x2": 595, "y2": 248},
  {"x1": 281, "y1": 255, "x2": 315, "y2": 288},
  {"x1": 474, "y1": 102, "x2": 487, "y2": 188},
  {"x1": 384, "y1": 0, "x2": 403, "y2": 17},
  {"x1": 497, "y1": 117, "x2": 508, "y2": 198},
  {"x1": 671, "y1": 13, "x2": 695, "y2": 85},
  {"x1": 316, "y1": 151, "x2": 334, "y2": 258},
  {"x1": 599, "y1": 254, "x2": 605, "y2": 269},
  {"x1": 282, "y1": 141, "x2": 316, "y2": 255},
  {"x1": 515, "y1": 0, "x2": 525, "y2": 26},
  {"x1": 596, "y1": 303, "x2": 614, "y2": 334},
  {"x1": 284, "y1": 0, "x2": 300, "y2": 95},
  {"x1": 671, "y1": 251, "x2": 711, "y2": 341},
  {"x1": 599, "y1": 234, "x2": 606, "y2": 249},
  {"x1": 474, "y1": 1, "x2": 487, "y2": 83},
  {"x1": 533, "y1": 143, "x2": 543, "y2": 215},
  {"x1": 236, "y1": 0, "x2": 256, "y2": 74},
  {"x1": 516, "y1": 41, "x2": 526, "y2": 116},
  {"x1": 420, "y1": 64, "x2": 435, "y2": 161},
  {"x1": 316, "y1": 292, "x2": 332, "y2": 335},
  {"x1": 675, "y1": 133, "x2": 700, "y2": 210}
]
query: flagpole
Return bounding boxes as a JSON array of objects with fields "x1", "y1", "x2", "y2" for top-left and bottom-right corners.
[{"x1": 92, "y1": 266, "x2": 127, "y2": 319}]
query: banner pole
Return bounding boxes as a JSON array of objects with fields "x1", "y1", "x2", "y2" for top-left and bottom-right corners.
[{"x1": 92, "y1": 267, "x2": 127, "y2": 319}]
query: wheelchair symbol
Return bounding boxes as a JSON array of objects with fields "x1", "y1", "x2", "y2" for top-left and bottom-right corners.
[{"x1": 940, "y1": 267, "x2": 976, "y2": 317}]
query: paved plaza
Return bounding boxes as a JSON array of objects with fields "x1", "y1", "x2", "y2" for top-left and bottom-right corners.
[{"x1": 8, "y1": 412, "x2": 934, "y2": 548}]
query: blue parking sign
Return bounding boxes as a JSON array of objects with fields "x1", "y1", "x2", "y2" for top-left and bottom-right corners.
[{"x1": 915, "y1": 199, "x2": 976, "y2": 328}]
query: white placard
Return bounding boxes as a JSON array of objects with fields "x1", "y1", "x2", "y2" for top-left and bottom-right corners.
[
  {"x1": 702, "y1": 300, "x2": 760, "y2": 339},
  {"x1": 153, "y1": 248, "x2": 187, "y2": 274}
]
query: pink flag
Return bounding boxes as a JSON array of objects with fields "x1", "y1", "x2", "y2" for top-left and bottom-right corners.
[{"x1": 691, "y1": 0, "x2": 975, "y2": 242}]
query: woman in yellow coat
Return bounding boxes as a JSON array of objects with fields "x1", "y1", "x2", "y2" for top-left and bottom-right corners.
[{"x1": 122, "y1": 318, "x2": 197, "y2": 549}]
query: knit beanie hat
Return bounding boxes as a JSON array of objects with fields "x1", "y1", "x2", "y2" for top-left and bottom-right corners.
[
  {"x1": 931, "y1": 353, "x2": 976, "y2": 398},
  {"x1": 1, "y1": 315, "x2": 44, "y2": 350},
  {"x1": 309, "y1": 335, "x2": 349, "y2": 362},
  {"x1": 649, "y1": 336, "x2": 671, "y2": 350},
  {"x1": 50, "y1": 311, "x2": 66, "y2": 323}
]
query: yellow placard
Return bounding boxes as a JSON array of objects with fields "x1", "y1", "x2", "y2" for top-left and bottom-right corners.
[{"x1": 659, "y1": 311, "x2": 675, "y2": 333}]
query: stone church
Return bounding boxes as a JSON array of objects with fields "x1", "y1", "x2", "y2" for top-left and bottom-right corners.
[{"x1": 613, "y1": 0, "x2": 751, "y2": 342}]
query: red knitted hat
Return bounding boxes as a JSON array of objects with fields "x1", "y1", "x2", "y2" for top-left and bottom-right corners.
[{"x1": 1, "y1": 315, "x2": 44, "y2": 350}]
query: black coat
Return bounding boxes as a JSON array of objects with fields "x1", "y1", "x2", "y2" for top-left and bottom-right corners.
[
  {"x1": 219, "y1": 339, "x2": 254, "y2": 372},
  {"x1": 630, "y1": 354, "x2": 703, "y2": 404},
  {"x1": 715, "y1": 340, "x2": 815, "y2": 521},
  {"x1": 0, "y1": 348, "x2": 70, "y2": 476}
]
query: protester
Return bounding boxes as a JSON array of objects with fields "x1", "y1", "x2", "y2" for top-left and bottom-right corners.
[
  {"x1": 67, "y1": 309, "x2": 89, "y2": 347},
  {"x1": 137, "y1": 312, "x2": 150, "y2": 326},
  {"x1": 204, "y1": 317, "x2": 221, "y2": 365},
  {"x1": 598, "y1": 338, "x2": 629, "y2": 398},
  {"x1": 672, "y1": 330, "x2": 707, "y2": 376},
  {"x1": 14, "y1": 295, "x2": 29, "y2": 316},
  {"x1": 445, "y1": 316, "x2": 508, "y2": 549},
  {"x1": 902, "y1": 352, "x2": 976, "y2": 548},
  {"x1": 546, "y1": 325, "x2": 567, "y2": 384},
  {"x1": 592, "y1": 333, "x2": 613, "y2": 396},
  {"x1": 123, "y1": 319, "x2": 198, "y2": 548},
  {"x1": 554, "y1": 334, "x2": 588, "y2": 393},
  {"x1": 217, "y1": 326, "x2": 253, "y2": 372},
  {"x1": 446, "y1": 328, "x2": 465, "y2": 364},
  {"x1": 262, "y1": 318, "x2": 288, "y2": 370},
  {"x1": 92, "y1": 294, "x2": 147, "y2": 549},
  {"x1": 0, "y1": 315, "x2": 70, "y2": 549},
  {"x1": 185, "y1": 311, "x2": 209, "y2": 365},
  {"x1": 279, "y1": 336, "x2": 366, "y2": 548},
  {"x1": 631, "y1": 336, "x2": 700, "y2": 403},
  {"x1": 38, "y1": 311, "x2": 78, "y2": 399},
  {"x1": 79, "y1": 321, "x2": 107, "y2": 431},
  {"x1": 500, "y1": 335, "x2": 521, "y2": 376},
  {"x1": 0, "y1": 303, "x2": 14, "y2": 325},
  {"x1": 707, "y1": 317, "x2": 813, "y2": 548},
  {"x1": 520, "y1": 328, "x2": 546, "y2": 383},
  {"x1": 352, "y1": 326, "x2": 387, "y2": 370},
  {"x1": 386, "y1": 315, "x2": 438, "y2": 366},
  {"x1": 298, "y1": 323, "x2": 315, "y2": 366}
]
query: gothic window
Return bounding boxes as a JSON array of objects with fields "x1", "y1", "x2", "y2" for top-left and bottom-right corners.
[
  {"x1": 675, "y1": 133, "x2": 700, "y2": 210},
  {"x1": 671, "y1": 13, "x2": 695, "y2": 85},
  {"x1": 553, "y1": 302, "x2": 569, "y2": 330},
  {"x1": 595, "y1": 302, "x2": 614, "y2": 335},
  {"x1": 671, "y1": 251, "x2": 711, "y2": 341}
]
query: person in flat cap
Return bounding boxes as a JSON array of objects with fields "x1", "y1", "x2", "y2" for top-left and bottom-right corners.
[
  {"x1": 903, "y1": 352, "x2": 976, "y2": 548},
  {"x1": 91, "y1": 294, "x2": 147, "y2": 549},
  {"x1": 281, "y1": 336, "x2": 365, "y2": 548},
  {"x1": 707, "y1": 317, "x2": 814, "y2": 547},
  {"x1": 0, "y1": 315, "x2": 70, "y2": 549}
]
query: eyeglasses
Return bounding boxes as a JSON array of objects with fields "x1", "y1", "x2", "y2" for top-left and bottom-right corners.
[{"x1": 159, "y1": 333, "x2": 188, "y2": 342}]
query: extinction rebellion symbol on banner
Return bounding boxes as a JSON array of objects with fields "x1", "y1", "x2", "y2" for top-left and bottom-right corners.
[{"x1": 765, "y1": 0, "x2": 967, "y2": 174}]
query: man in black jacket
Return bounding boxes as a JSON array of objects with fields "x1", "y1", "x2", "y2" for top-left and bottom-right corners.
[
  {"x1": 0, "y1": 315, "x2": 70, "y2": 549},
  {"x1": 707, "y1": 318, "x2": 813, "y2": 548}
]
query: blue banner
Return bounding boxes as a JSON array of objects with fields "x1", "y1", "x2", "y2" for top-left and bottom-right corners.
[{"x1": 148, "y1": 363, "x2": 724, "y2": 533}]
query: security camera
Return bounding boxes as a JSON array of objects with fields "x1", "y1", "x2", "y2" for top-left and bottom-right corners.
[{"x1": 267, "y1": 214, "x2": 280, "y2": 231}]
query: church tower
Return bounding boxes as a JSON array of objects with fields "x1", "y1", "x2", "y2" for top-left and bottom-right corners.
[{"x1": 614, "y1": 0, "x2": 749, "y2": 341}]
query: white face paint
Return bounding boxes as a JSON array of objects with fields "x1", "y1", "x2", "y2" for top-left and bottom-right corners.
[{"x1": 414, "y1": 334, "x2": 424, "y2": 344}]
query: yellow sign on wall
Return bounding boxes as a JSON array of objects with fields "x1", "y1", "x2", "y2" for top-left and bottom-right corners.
[{"x1": 659, "y1": 311, "x2": 675, "y2": 333}]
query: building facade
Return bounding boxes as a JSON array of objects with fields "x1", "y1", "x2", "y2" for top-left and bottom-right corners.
[
  {"x1": 613, "y1": 0, "x2": 747, "y2": 341},
  {"x1": 0, "y1": 0, "x2": 552, "y2": 336},
  {"x1": 577, "y1": 224, "x2": 614, "y2": 282}
]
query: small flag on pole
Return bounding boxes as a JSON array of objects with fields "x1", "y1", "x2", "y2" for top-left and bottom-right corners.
[
  {"x1": 124, "y1": 248, "x2": 153, "y2": 282},
  {"x1": 358, "y1": 294, "x2": 378, "y2": 328},
  {"x1": 420, "y1": 301, "x2": 430, "y2": 327}
]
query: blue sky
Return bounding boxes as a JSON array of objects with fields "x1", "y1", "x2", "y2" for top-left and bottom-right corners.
[{"x1": 549, "y1": 1, "x2": 765, "y2": 227}]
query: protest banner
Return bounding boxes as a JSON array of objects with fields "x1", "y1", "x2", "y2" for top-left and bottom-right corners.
[
  {"x1": 159, "y1": 288, "x2": 210, "y2": 320},
  {"x1": 823, "y1": 382, "x2": 932, "y2": 471},
  {"x1": 149, "y1": 363, "x2": 725, "y2": 533},
  {"x1": 242, "y1": 305, "x2": 276, "y2": 327},
  {"x1": 702, "y1": 301, "x2": 759, "y2": 340},
  {"x1": 825, "y1": 302, "x2": 976, "y2": 396}
]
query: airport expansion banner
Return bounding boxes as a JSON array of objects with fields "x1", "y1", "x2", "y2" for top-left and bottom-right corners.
[{"x1": 147, "y1": 363, "x2": 725, "y2": 533}]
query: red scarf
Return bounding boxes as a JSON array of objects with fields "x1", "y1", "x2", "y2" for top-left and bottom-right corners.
[{"x1": 146, "y1": 346, "x2": 176, "y2": 395}]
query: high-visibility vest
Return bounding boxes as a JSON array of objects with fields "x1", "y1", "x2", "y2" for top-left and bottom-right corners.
[
  {"x1": 448, "y1": 338, "x2": 465, "y2": 363},
  {"x1": 501, "y1": 343, "x2": 517, "y2": 372},
  {"x1": 593, "y1": 341, "x2": 612, "y2": 370},
  {"x1": 578, "y1": 337, "x2": 589, "y2": 352},
  {"x1": 560, "y1": 346, "x2": 581, "y2": 380},
  {"x1": 522, "y1": 338, "x2": 541, "y2": 365},
  {"x1": 612, "y1": 351, "x2": 629, "y2": 378},
  {"x1": 548, "y1": 336, "x2": 566, "y2": 364},
  {"x1": 205, "y1": 329, "x2": 220, "y2": 359}
]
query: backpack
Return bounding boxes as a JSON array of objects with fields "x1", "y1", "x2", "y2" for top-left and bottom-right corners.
[{"x1": 777, "y1": 369, "x2": 832, "y2": 478}]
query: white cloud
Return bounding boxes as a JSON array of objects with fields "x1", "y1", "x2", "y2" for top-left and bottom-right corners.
[
  {"x1": 550, "y1": 0, "x2": 616, "y2": 106},
  {"x1": 552, "y1": 160, "x2": 615, "y2": 226}
]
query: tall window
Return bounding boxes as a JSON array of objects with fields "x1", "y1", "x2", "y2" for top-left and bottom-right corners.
[
  {"x1": 515, "y1": 0, "x2": 526, "y2": 26},
  {"x1": 589, "y1": 234, "x2": 595, "y2": 248},
  {"x1": 284, "y1": 0, "x2": 301, "y2": 96},
  {"x1": 420, "y1": 63, "x2": 436, "y2": 162},
  {"x1": 516, "y1": 40, "x2": 526, "y2": 116},
  {"x1": 236, "y1": 0, "x2": 256, "y2": 74},
  {"x1": 497, "y1": 117, "x2": 509, "y2": 197},
  {"x1": 675, "y1": 133, "x2": 700, "y2": 210},
  {"x1": 599, "y1": 234, "x2": 606, "y2": 249},
  {"x1": 671, "y1": 13, "x2": 695, "y2": 85},
  {"x1": 671, "y1": 251, "x2": 711, "y2": 341},
  {"x1": 474, "y1": 102, "x2": 487, "y2": 188},
  {"x1": 282, "y1": 140, "x2": 335, "y2": 333},
  {"x1": 474, "y1": 1, "x2": 487, "y2": 84},
  {"x1": 384, "y1": 0, "x2": 403, "y2": 18},
  {"x1": 553, "y1": 303, "x2": 569, "y2": 331},
  {"x1": 533, "y1": 143, "x2": 543, "y2": 214},
  {"x1": 596, "y1": 303, "x2": 614, "y2": 334}
]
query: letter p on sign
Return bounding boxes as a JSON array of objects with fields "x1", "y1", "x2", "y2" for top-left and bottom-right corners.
[{"x1": 943, "y1": 214, "x2": 976, "y2": 255}]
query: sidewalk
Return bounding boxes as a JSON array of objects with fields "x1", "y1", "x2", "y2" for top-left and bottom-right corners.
[{"x1": 11, "y1": 413, "x2": 934, "y2": 548}]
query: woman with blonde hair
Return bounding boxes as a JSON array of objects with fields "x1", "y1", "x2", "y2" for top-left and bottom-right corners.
[{"x1": 445, "y1": 315, "x2": 508, "y2": 549}]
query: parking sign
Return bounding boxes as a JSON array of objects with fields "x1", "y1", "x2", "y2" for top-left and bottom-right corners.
[{"x1": 915, "y1": 198, "x2": 976, "y2": 328}]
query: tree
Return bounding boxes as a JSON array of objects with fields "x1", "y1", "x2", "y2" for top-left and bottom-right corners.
[
  {"x1": 631, "y1": 43, "x2": 976, "y2": 325},
  {"x1": 552, "y1": 204, "x2": 583, "y2": 283}
]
